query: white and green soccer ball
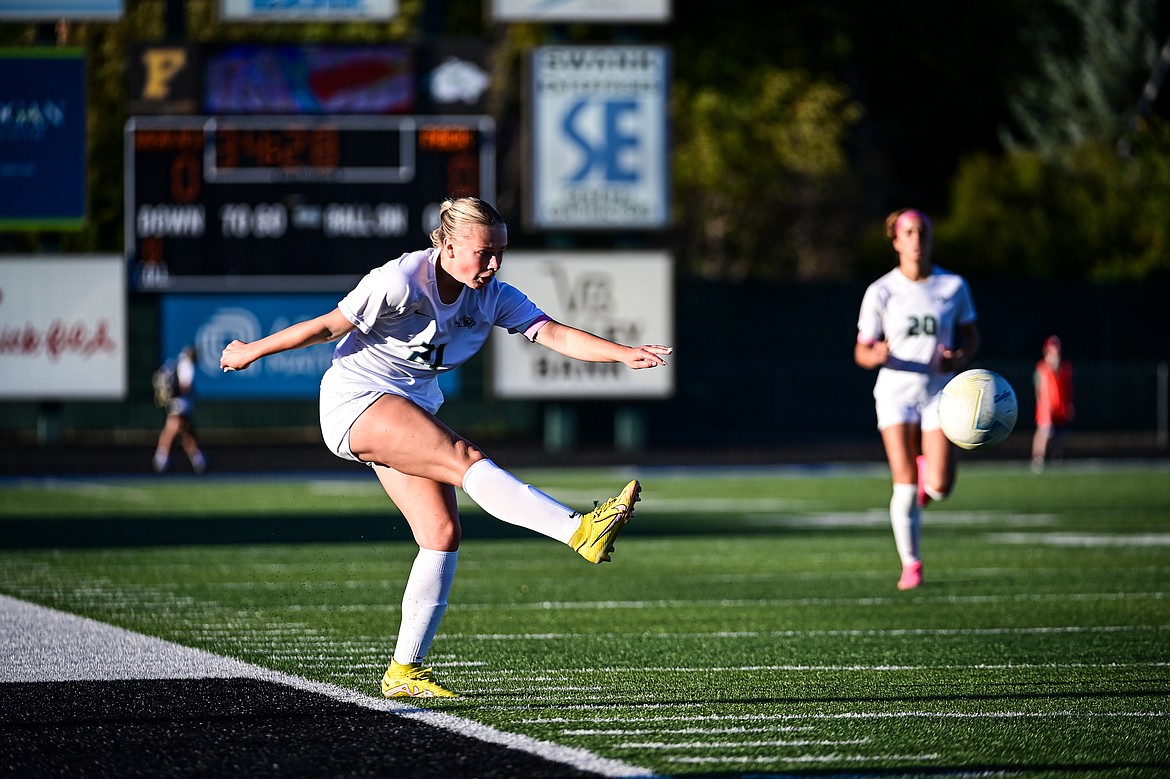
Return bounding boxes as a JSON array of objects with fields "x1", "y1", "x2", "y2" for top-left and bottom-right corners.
[{"x1": 938, "y1": 368, "x2": 1019, "y2": 450}]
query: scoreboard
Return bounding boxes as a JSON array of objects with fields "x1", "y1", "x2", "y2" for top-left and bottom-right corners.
[{"x1": 126, "y1": 115, "x2": 495, "y2": 291}]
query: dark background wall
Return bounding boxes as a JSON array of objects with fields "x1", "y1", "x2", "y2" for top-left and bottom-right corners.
[{"x1": 2, "y1": 278, "x2": 1167, "y2": 455}]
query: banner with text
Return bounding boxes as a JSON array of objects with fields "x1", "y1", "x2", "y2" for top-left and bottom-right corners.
[
  {"x1": 529, "y1": 45, "x2": 670, "y2": 230},
  {"x1": 490, "y1": 252, "x2": 674, "y2": 399},
  {"x1": 0, "y1": 257, "x2": 126, "y2": 400},
  {"x1": 0, "y1": 49, "x2": 87, "y2": 229}
]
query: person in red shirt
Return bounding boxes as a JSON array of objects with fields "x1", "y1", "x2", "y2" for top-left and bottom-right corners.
[{"x1": 1031, "y1": 335, "x2": 1074, "y2": 472}]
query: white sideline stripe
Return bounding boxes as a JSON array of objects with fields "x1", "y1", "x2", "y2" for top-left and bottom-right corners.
[{"x1": 0, "y1": 595, "x2": 655, "y2": 779}]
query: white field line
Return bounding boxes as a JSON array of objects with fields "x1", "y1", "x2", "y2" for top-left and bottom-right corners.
[
  {"x1": 306, "y1": 481, "x2": 1061, "y2": 525},
  {"x1": 20, "y1": 478, "x2": 157, "y2": 504},
  {"x1": 115, "y1": 565, "x2": 1170, "y2": 596},
  {"x1": 668, "y1": 753, "x2": 941, "y2": 765},
  {"x1": 475, "y1": 687, "x2": 602, "y2": 694},
  {"x1": 566, "y1": 727, "x2": 807, "y2": 735},
  {"x1": 495, "y1": 703, "x2": 1170, "y2": 719},
  {"x1": 989, "y1": 532, "x2": 1170, "y2": 546},
  {"x1": 0, "y1": 594, "x2": 655, "y2": 779},
  {"x1": 748, "y1": 512, "x2": 1059, "y2": 528},
  {"x1": 518, "y1": 711, "x2": 1170, "y2": 727},
  {"x1": 619, "y1": 739, "x2": 868, "y2": 749},
  {"x1": 522, "y1": 715, "x2": 807, "y2": 724},
  {"x1": 461, "y1": 660, "x2": 1170, "y2": 674},
  {"x1": 445, "y1": 624, "x2": 1170, "y2": 641},
  {"x1": 450, "y1": 591, "x2": 1169, "y2": 611}
]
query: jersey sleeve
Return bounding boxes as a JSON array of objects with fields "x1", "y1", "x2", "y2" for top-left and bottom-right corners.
[
  {"x1": 955, "y1": 278, "x2": 978, "y2": 325},
  {"x1": 338, "y1": 263, "x2": 411, "y2": 334},
  {"x1": 491, "y1": 281, "x2": 551, "y2": 342},
  {"x1": 856, "y1": 283, "x2": 885, "y2": 344}
]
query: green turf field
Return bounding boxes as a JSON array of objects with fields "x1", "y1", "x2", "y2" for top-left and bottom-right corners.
[{"x1": 2, "y1": 462, "x2": 1168, "y2": 777}]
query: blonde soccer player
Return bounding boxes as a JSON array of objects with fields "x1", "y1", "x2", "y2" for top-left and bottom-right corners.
[{"x1": 221, "y1": 196, "x2": 672, "y2": 697}]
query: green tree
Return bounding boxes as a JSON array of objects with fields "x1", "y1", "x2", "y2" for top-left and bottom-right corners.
[
  {"x1": 1002, "y1": 0, "x2": 1160, "y2": 156},
  {"x1": 939, "y1": 0, "x2": 1170, "y2": 280},
  {"x1": 672, "y1": 69, "x2": 862, "y2": 281},
  {"x1": 943, "y1": 125, "x2": 1170, "y2": 280}
]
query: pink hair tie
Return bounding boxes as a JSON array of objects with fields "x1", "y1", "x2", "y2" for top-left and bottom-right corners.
[{"x1": 895, "y1": 209, "x2": 933, "y2": 233}]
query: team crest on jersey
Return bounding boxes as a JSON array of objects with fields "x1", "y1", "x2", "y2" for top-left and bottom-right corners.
[{"x1": 454, "y1": 316, "x2": 476, "y2": 328}]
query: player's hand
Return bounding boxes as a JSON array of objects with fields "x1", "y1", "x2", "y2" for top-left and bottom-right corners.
[
  {"x1": 626, "y1": 344, "x2": 673, "y2": 369},
  {"x1": 220, "y1": 340, "x2": 255, "y2": 372},
  {"x1": 937, "y1": 346, "x2": 965, "y2": 372},
  {"x1": 869, "y1": 340, "x2": 890, "y2": 366}
]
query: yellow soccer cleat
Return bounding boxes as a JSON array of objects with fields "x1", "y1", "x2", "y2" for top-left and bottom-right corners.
[
  {"x1": 381, "y1": 661, "x2": 459, "y2": 699},
  {"x1": 569, "y1": 479, "x2": 640, "y2": 564}
]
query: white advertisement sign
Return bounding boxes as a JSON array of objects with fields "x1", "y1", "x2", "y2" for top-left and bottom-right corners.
[
  {"x1": 530, "y1": 45, "x2": 670, "y2": 230},
  {"x1": 0, "y1": 256, "x2": 127, "y2": 400},
  {"x1": 491, "y1": 252, "x2": 674, "y2": 399},
  {"x1": 219, "y1": 0, "x2": 397, "y2": 21},
  {"x1": 492, "y1": 0, "x2": 670, "y2": 22}
]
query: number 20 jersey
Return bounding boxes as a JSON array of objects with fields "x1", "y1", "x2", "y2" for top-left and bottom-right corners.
[{"x1": 856, "y1": 265, "x2": 977, "y2": 397}]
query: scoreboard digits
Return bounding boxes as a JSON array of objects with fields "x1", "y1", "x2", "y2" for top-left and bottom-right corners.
[
  {"x1": 214, "y1": 127, "x2": 342, "y2": 172},
  {"x1": 127, "y1": 116, "x2": 495, "y2": 291}
]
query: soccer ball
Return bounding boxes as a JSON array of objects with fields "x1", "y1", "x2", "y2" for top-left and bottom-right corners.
[{"x1": 937, "y1": 369, "x2": 1018, "y2": 450}]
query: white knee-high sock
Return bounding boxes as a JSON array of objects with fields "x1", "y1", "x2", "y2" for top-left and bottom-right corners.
[
  {"x1": 924, "y1": 482, "x2": 947, "y2": 503},
  {"x1": 462, "y1": 459, "x2": 579, "y2": 543},
  {"x1": 393, "y1": 548, "x2": 458, "y2": 665},
  {"x1": 890, "y1": 483, "x2": 921, "y2": 565}
]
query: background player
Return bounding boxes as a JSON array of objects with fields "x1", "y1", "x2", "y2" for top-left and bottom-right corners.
[
  {"x1": 1031, "y1": 334, "x2": 1074, "y2": 472},
  {"x1": 854, "y1": 208, "x2": 980, "y2": 590},
  {"x1": 152, "y1": 345, "x2": 206, "y2": 474}
]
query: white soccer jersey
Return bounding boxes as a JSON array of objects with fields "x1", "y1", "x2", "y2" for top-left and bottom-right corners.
[
  {"x1": 857, "y1": 266, "x2": 977, "y2": 401},
  {"x1": 320, "y1": 248, "x2": 549, "y2": 414}
]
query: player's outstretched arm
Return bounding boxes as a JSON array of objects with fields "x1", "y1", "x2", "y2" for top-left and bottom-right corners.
[
  {"x1": 533, "y1": 320, "x2": 672, "y2": 370},
  {"x1": 221, "y1": 308, "x2": 355, "y2": 372}
]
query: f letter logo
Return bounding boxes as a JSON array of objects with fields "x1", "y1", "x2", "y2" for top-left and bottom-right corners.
[
  {"x1": 129, "y1": 44, "x2": 198, "y2": 114},
  {"x1": 142, "y1": 48, "x2": 187, "y2": 100}
]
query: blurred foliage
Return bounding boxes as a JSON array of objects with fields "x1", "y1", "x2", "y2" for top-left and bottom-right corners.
[
  {"x1": 1002, "y1": 0, "x2": 1159, "y2": 157},
  {"x1": 853, "y1": 0, "x2": 1170, "y2": 281},
  {"x1": 671, "y1": 70, "x2": 862, "y2": 281},
  {"x1": 940, "y1": 119, "x2": 1170, "y2": 281},
  {"x1": 935, "y1": 0, "x2": 1170, "y2": 282}
]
